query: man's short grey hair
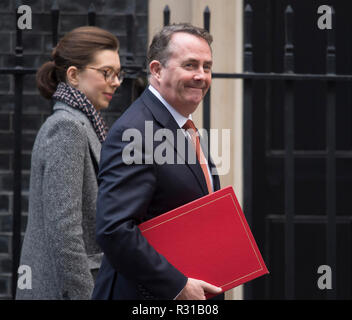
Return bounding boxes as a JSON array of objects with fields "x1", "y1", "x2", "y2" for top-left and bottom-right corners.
[{"x1": 147, "y1": 23, "x2": 213, "y2": 68}]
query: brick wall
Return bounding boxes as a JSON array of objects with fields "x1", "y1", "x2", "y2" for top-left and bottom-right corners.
[{"x1": 0, "y1": 0, "x2": 148, "y2": 299}]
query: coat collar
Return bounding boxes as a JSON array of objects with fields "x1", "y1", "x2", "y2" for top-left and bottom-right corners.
[{"x1": 53, "y1": 102, "x2": 101, "y2": 165}]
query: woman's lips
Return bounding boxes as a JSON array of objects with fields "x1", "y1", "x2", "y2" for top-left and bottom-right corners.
[{"x1": 103, "y1": 93, "x2": 113, "y2": 100}]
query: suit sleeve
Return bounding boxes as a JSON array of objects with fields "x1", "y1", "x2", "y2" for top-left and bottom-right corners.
[
  {"x1": 42, "y1": 118, "x2": 94, "y2": 299},
  {"x1": 96, "y1": 123, "x2": 187, "y2": 299}
]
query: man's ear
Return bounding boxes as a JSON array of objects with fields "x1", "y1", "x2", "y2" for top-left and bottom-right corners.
[
  {"x1": 149, "y1": 60, "x2": 162, "y2": 80},
  {"x1": 66, "y1": 66, "x2": 80, "y2": 87}
]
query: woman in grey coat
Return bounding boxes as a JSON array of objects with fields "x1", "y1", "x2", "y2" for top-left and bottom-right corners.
[{"x1": 16, "y1": 26, "x2": 122, "y2": 299}]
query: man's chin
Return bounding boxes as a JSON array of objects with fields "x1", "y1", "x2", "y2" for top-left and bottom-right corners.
[
  {"x1": 184, "y1": 101, "x2": 201, "y2": 115},
  {"x1": 190, "y1": 97, "x2": 204, "y2": 107}
]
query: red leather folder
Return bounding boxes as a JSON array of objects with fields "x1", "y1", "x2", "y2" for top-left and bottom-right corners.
[{"x1": 138, "y1": 186, "x2": 269, "y2": 298}]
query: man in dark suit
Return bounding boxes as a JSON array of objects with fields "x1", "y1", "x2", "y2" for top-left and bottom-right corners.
[{"x1": 92, "y1": 23, "x2": 223, "y2": 300}]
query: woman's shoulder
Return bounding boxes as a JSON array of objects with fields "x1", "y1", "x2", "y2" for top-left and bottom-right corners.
[
  {"x1": 43, "y1": 103, "x2": 87, "y2": 132},
  {"x1": 50, "y1": 102, "x2": 88, "y2": 125},
  {"x1": 34, "y1": 104, "x2": 89, "y2": 150}
]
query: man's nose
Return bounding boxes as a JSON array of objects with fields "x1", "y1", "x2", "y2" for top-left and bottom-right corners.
[{"x1": 193, "y1": 68, "x2": 207, "y2": 81}]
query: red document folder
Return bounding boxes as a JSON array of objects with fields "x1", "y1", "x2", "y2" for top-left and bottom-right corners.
[{"x1": 138, "y1": 186, "x2": 269, "y2": 298}]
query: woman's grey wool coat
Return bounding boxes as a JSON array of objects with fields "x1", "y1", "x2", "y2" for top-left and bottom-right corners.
[{"x1": 16, "y1": 102, "x2": 103, "y2": 300}]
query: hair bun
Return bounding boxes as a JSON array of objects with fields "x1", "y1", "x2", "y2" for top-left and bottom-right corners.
[{"x1": 36, "y1": 61, "x2": 58, "y2": 99}]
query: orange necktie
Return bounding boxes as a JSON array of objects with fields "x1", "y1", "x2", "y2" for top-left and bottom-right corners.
[{"x1": 183, "y1": 120, "x2": 213, "y2": 194}]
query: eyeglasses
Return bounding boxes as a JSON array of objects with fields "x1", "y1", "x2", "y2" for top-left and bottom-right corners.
[{"x1": 87, "y1": 67, "x2": 125, "y2": 84}]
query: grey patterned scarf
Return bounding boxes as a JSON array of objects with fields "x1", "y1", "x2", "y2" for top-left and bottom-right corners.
[{"x1": 52, "y1": 82, "x2": 107, "y2": 143}]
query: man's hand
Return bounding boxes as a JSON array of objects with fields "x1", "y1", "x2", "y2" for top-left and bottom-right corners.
[{"x1": 176, "y1": 278, "x2": 222, "y2": 300}]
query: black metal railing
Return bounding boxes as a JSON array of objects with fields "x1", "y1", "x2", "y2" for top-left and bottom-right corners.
[{"x1": 241, "y1": 3, "x2": 342, "y2": 300}]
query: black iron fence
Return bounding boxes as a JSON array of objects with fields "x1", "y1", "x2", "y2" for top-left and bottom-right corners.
[
  {"x1": 1, "y1": 1, "x2": 350, "y2": 299},
  {"x1": 241, "y1": 4, "x2": 350, "y2": 299},
  {"x1": 238, "y1": 4, "x2": 349, "y2": 299}
]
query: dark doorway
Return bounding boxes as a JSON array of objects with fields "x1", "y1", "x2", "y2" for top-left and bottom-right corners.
[{"x1": 244, "y1": 0, "x2": 352, "y2": 299}]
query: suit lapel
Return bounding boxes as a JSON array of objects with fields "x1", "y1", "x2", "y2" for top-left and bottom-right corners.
[
  {"x1": 141, "y1": 89, "x2": 209, "y2": 195},
  {"x1": 208, "y1": 157, "x2": 221, "y2": 191},
  {"x1": 86, "y1": 128, "x2": 101, "y2": 176}
]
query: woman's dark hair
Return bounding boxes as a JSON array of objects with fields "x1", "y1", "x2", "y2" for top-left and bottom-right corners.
[{"x1": 36, "y1": 26, "x2": 119, "y2": 99}]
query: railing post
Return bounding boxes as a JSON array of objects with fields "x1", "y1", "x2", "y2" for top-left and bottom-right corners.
[
  {"x1": 125, "y1": 1, "x2": 137, "y2": 103},
  {"x1": 325, "y1": 6, "x2": 336, "y2": 300},
  {"x1": 126, "y1": 0, "x2": 136, "y2": 66},
  {"x1": 263, "y1": 1, "x2": 274, "y2": 300},
  {"x1": 283, "y1": 4, "x2": 295, "y2": 300},
  {"x1": 203, "y1": 6, "x2": 210, "y2": 32},
  {"x1": 163, "y1": 5, "x2": 170, "y2": 26},
  {"x1": 51, "y1": 0, "x2": 59, "y2": 48},
  {"x1": 88, "y1": 3, "x2": 96, "y2": 26},
  {"x1": 243, "y1": 3, "x2": 254, "y2": 300},
  {"x1": 12, "y1": 0, "x2": 24, "y2": 299},
  {"x1": 203, "y1": 6, "x2": 211, "y2": 148},
  {"x1": 51, "y1": 0, "x2": 59, "y2": 112},
  {"x1": 244, "y1": 4, "x2": 253, "y2": 73}
]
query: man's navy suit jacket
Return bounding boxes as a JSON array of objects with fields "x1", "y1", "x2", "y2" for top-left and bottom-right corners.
[{"x1": 92, "y1": 88, "x2": 222, "y2": 300}]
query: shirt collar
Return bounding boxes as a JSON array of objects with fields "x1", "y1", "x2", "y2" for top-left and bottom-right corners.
[{"x1": 148, "y1": 85, "x2": 191, "y2": 128}]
